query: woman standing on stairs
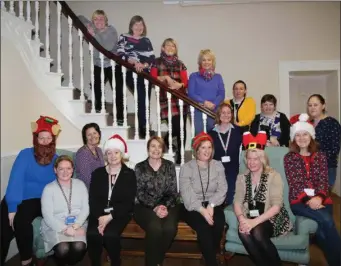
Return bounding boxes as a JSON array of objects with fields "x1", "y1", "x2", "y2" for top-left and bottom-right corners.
[
  {"x1": 117, "y1": 15, "x2": 155, "y2": 138},
  {"x1": 0, "y1": 116, "x2": 61, "y2": 266},
  {"x1": 150, "y1": 38, "x2": 188, "y2": 164}
]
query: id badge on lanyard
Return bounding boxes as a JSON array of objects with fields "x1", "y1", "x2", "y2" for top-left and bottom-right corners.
[
  {"x1": 57, "y1": 180, "x2": 75, "y2": 225},
  {"x1": 105, "y1": 174, "x2": 117, "y2": 213},
  {"x1": 218, "y1": 128, "x2": 232, "y2": 163}
]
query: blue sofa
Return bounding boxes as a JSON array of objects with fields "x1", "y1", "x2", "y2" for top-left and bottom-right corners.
[{"x1": 224, "y1": 147, "x2": 318, "y2": 265}]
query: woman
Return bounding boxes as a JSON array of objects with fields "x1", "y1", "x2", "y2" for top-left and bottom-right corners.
[
  {"x1": 150, "y1": 38, "x2": 188, "y2": 164},
  {"x1": 234, "y1": 131, "x2": 292, "y2": 266},
  {"x1": 41, "y1": 155, "x2": 88, "y2": 266},
  {"x1": 0, "y1": 116, "x2": 61, "y2": 266},
  {"x1": 75, "y1": 123, "x2": 104, "y2": 189},
  {"x1": 208, "y1": 102, "x2": 242, "y2": 205},
  {"x1": 307, "y1": 94, "x2": 341, "y2": 190},
  {"x1": 225, "y1": 80, "x2": 256, "y2": 133},
  {"x1": 87, "y1": 134, "x2": 136, "y2": 266},
  {"x1": 134, "y1": 136, "x2": 180, "y2": 266},
  {"x1": 179, "y1": 132, "x2": 227, "y2": 266},
  {"x1": 188, "y1": 49, "x2": 225, "y2": 134},
  {"x1": 284, "y1": 113, "x2": 341, "y2": 266},
  {"x1": 117, "y1": 15, "x2": 155, "y2": 138},
  {"x1": 250, "y1": 94, "x2": 291, "y2": 147},
  {"x1": 78, "y1": 10, "x2": 122, "y2": 117}
]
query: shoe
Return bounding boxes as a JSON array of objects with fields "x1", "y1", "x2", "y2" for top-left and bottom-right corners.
[{"x1": 117, "y1": 119, "x2": 124, "y2": 126}]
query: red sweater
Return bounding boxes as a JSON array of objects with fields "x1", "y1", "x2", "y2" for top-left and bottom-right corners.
[{"x1": 284, "y1": 151, "x2": 332, "y2": 205}]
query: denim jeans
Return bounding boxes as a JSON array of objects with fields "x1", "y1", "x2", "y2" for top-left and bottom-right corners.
[
  {"x1": 291, "y1": 203, "x2": 341, "y2": 266},
  {"x1": 194, "y1": 110, "x2": 215, "y2": 135},
  {"x1": 328, "y1": 167, "x2": 337, "y2": 188}
]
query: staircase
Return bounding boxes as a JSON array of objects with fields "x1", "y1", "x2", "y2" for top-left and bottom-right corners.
[{"x1": 1, "y1": 1, "x2": 215, "y2": 166}]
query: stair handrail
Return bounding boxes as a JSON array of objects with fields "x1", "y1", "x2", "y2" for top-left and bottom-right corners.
[{"x1": 56, "y1": 1, "x2": 216, "y2": 118}]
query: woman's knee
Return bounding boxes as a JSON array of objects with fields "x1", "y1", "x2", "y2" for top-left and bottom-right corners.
[{"x1": 54, "y1": 242, "x2": 70, "y2": 258}]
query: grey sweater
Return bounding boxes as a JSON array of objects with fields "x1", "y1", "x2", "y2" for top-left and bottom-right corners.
[
  {"x1": 78, "y1": 15, "x2": 118, "y2": 68},
  {"x1": 179, "y1": 159, "x2": 227, "y2": 212}
]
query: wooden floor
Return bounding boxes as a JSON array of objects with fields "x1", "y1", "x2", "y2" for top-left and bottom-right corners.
[{"x1": 6, "y1": 194, "x2": 340, "y2": 266}]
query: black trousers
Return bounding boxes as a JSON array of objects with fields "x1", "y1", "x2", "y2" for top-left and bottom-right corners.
[
  {"x1": 182, "y1": 206, "x2": 225, "y2": 266},
  {"x1": 238, "y1": 221, "x2": 282, "y2": 266},
  {"x1": 93, "y1": 64, "x2": 123, "y2": 121},
  {"x1": 134, "y1": 204, "x2": 181, "y2": 266},
  {"x1": 86, "y1": 215, "x2": 130, "y2": 266},
  {"x1": 1, "y1": 198, "x2": 42, "y2": 264},
  {"x1": 53, "y1": 241, "x2": 86, "y2": 266}
]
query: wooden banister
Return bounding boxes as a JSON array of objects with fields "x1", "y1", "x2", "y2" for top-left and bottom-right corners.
[{"x1": 55, "y1": 1, "x2": 216, "y2": 118}]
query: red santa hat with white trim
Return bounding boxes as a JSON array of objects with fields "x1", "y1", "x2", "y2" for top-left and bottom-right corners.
[{"x1": 103, "y1": 134, "x2": 129, "y2": 159}]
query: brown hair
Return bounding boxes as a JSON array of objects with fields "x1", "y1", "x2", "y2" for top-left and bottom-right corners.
[
  {"x1": 307, "y1": 94, "x2": 327, "y2": 114},
  {"x1": 54, "y1": 155, "x2": 74, "y2": 169},
  {"x1": 193, "y1": 139, "x2": 215, "y2": 160},
  {"x1": 215, "y1": 102, "x2": 234, "y2": 125},
  {"x1": 261, "y1": 94, "x2": 277, "y2": 107},
  {"x1": 289, "y1": 139, "x2": 319, "y2": 154},
  {"x1": 128, "y1": 15, "x2": 147, "y2": 36},
  {"x1": 147, "y1": 136, "x2": 166, "y2": 154}
]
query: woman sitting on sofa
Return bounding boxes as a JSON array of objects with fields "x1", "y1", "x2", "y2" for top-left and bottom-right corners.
[
  {"x1": 179, "y1": 132, "x2": 227, "y2": 266},
  {"x1": 234, "y1": 131, "x2": 292, "y2": 266},
  {"x1": 284, "y1": 113, "x2": 341, "y2": 266},
  {"x1": 41, "y1": 155, "x2": 89, "y2": 266}
]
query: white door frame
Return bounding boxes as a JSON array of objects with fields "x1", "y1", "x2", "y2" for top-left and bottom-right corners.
[{"x1": 278, "y1": 60, "x2": 340, "y2": 117}]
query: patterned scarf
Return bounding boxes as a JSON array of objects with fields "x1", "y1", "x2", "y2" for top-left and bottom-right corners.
[
  {"x1": 199, "y1": 67, "x2": 215, "y2": 81},
  {"x1": 243, "y1": 172, "x2": 292, "y2": 237},
  {"x1": 160, "y1": 51, "x2": 178, "y2": 66}
]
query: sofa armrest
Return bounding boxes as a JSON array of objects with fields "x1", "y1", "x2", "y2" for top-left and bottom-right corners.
[
  {"x1": 295, "y1": 215, "x2": 318, "y2": 235},
  {"x1": 224, "y1": 205, "x2": 239, "y2": 230}
]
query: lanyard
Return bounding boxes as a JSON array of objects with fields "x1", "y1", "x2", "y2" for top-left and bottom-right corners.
[
  {"x1": 108, "y1": 174, "x2": 118, "y2": 201},
  {"x1": 252, "y1": 183, "x2": 259, "y2": 207},
  {"x1": 197, "y1": 163, "x2": 210, "y2": 202},
  {"x1": 217, "y1": 127, "x2": 232, "y2": 155},
  {"x1": 57, "y1": 180, "x2": 72, "y2": 214}
]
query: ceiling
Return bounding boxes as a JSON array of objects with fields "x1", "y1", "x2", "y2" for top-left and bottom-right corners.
[{"x1": 164, "y1": 0, "x2": 339, "y2": 6}]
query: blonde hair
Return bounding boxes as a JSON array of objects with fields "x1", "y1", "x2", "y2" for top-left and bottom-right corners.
[
  {"x1": 244, "y1": 149, "x2": 270, "y2": 174},
  {"x1": 91, "y1": 10, "x2": 108, "y2": 26},
  {"x1": 197, "y1": 49, "x2": 216, "y2": 69},
  {"x1": 103, "y1": 149, "x2": 129, "y2": 164},
  {"x1": 161, "y1": 38, "x2": 178, "y2": 56}
]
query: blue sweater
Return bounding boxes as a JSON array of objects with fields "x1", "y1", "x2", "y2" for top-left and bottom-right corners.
[
  {"x1": 188, "y1": 72, "x2": 225, "y2": 112},
  {"x1": 5, "y1": 148, "x2": 58, "y2": 212}
]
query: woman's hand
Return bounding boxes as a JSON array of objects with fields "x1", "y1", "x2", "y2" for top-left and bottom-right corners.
[
  {"x1": 72, "y1": 223, "x2": 81, "y2": 230},
  {"x1": 135, "y1": 62, "x2": 146, "y2": 73},
  {"x1": 97, "y1": 214, "x2": 112, "y2": 235},
  {"x1": 87, "y1": 24, "x2": 95, "y2": 36},
  {"x1": 269, "y1": 137, "x2": 280, "y2": 147},
  {"x1": 239, "y1": 217, "x2": 259, "y2": 233},
  {"x1": 204, "y1": 100, "x2": 215, "y2": 110},
  {"x1": 206, "y1": 205, "x2": 214, "y2": 218},
  {"x1": 8, "y1": 212, "x2": 16, "y2": 230},
  {"x1": 169, "y1": 81, "x2": 183, "y2": 90},
  {"x1": 199, "y1": 207, "x2": 214, "y2": 226},
  {"x1": 307, "y1": 196, "x2": 323, "y2": 210},
  {"x1": 128, "y1": 58, "x2": 138, "y2": 65},
  {"x1": 64, "y1": 226, "x2": 76, "y2": 236},
  {"x1": 154, "y1": 205, "x2": 168, "y2": 218},
  {"x1": 74, "y1": 227, "x2": 86, "y2": 237}
]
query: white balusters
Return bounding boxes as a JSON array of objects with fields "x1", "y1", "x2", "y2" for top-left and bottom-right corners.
[
  {"x1": 78, "y1": 30, "x2": 84, "y2": 101},
  {"x1": 202, "y1": 113, "x2": 207, "y2": 133},
  {"x1": 100, "y1": 53, "x2": 105, "y2": 113},
  {"x1": 155, "y1": 86, "x2": 161, "y2": 137},
  {"x1": 89, "y1": 44, "x2": 95, "y2": 113},
  {"x1": 45, "y1": 1, "x2": 50, "y2": 58},
  {"x1": 167, "y1": 92, "x2": 173, "y2": 155},
  {"x1": 1, "y1": 1, "x2": 5, "y2": 10},
  {"x1": 122, "y1": 67, "x2": 128, "y2": 126},
  {"x1": 190, "y1": 106, "x2": 195, "y2": 139},
  {"x1": 179, "y1": 99, "x2": 185, "y2": 165},
  {"x1": 133, "y1": 72, "x2": 139, "y2": 140},
  {"x1": 26, "y1": 0, "x2": 31, "y2": 23},
  {"x1": 111, "y1": 60, "x2": 117, "y2": 126},
  {"x1": 145, "y1": 79, "x2": 150, "y2": 140},
  {"x1": 19, "y1": 0, "x2": 24, "y2": 19},
  {"x1": 34, "y1": 1, "x2": 39, "y2": 40},
  {"x1": 56, "y1": 2, "x2": 61, "y2": 73},
  {"x1": 9, "y1": 1, "x2": 14, "y2": 15},
  {"x1": 68, "y1": 16, "x2": 73, "y2": 87}
]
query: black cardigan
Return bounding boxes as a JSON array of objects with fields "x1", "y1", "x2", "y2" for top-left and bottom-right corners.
[
  {"x1": 88, "y1": 164, "x2": 137, "y2": 221},
  {"x1": 250, "y1": 112, "x2": 291, "y2": 147}
]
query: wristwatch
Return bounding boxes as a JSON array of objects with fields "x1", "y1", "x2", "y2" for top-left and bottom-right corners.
[{"x1": 210, "y1": 203, "x2": 215, "y2": 208}]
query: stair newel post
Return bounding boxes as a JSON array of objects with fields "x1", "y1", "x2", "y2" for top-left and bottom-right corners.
[
  {"x1": 155, "y1": 86, "x2": 161, "y2": 137},
  {"x1": 167, "y1": 92, "x2": 173, "y2": 155},
  {"x1": 56, "y1": 2, "x2": 61, "y2": 73},
  {"x1": 45, "y1": 1, "x2": 50, "y2": 58},
  {"x1": 133, "y1": 72, "x2": 139, "y2": 140},
  {"x1": 89, "y1": 44, "x2": 95, "y2": 113},
  {"x1": 122, "y1": 67, "x2": 128, "y2": 127},
  {"x1": 202, "y1": 113, "x2": 207, "y2": 133},
  {"x1": 78, "y1": 30, "x2": 84, "y2": 101},
  {"x1": 34, "y1": 1, "x2": 39, "y2": 40},
  {"x1": 190, "y1": 106, "x2": 195, "y2": 139},
  {"x1": 111, "y1": 60, "x2": 117, "y2": 126},
  {"x1": 145, "y1": 79, "x2": 150, "y2": 140},
  {"x1": 179, "y1": 99, "x2": 185, "y2": 165},
  {"x1": 26, "y1": 0, "x2": 31, "y2": 23},
  {"x1": 19, "y1": 0, "x2": 24, "y2": 19},
  {"x1": 100, "y1": 53, "x2": 105, "y2": 113},
  {"x1": 68, "y1": 16, "x2": 73, "y2": 88},
  {"x1": 9, "y1": 1, "x2": 14, "y2": 15}
]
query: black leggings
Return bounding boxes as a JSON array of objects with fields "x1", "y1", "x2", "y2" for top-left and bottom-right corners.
[
  {"x1": 238, "y1": 221, "x2": 282, "y2": 266},
  {"x1": 53, "y1": 241, "x2": 86, "y2": 266}
]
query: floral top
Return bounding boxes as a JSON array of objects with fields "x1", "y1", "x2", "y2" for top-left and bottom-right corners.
[
  {"x1": 259, "y1": 112, "x2": 281, "y2": 138},
  {"x1": 135, "y1": 158, "x2": 178, "y2": 209}
]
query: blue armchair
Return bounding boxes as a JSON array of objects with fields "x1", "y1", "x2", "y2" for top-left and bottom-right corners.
[{"x1": 224, "y1": 147, "x2": 318, "y2": 265}]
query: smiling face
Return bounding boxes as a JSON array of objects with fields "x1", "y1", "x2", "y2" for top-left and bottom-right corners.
[
  {"x1": 201, "y1": 55, "x2": 214, "y2": 70},
  {"x1": 85, "y1": 127, "x2": 100, "y2": 147},
  {"x1": 148, "y1": 139, "x2": 163, "y2": 160},
  {"x1": 37, "y1": 131, "x2": 53, "y2": 145},
  {"x1": 294, "y1": 131, "x2": 311, "y2": 150},
  {"x1": 106, "y1": 149, "x2": 123, "y2": 166},
  {"x1": 246, "y1": 150, "x2": 263, "y2": 173},
  {"x1": 219, "y1": 105, "x2": 232, "y2": 125},
  {"x1": 55, "y1": 160, "x2": 73, "y2": 183},
  {"x1": 162, "y1": 41, "x2": 177, "y2": 56},
  {"x1": 93, "y1": 14, "x2": 106, "y2": 31},
  {"x1": 307, "y1": 96, "x2": 325, "y2": 119},
  {"x1": 233, "y1": 82, "x2": 247, "y2": 101},
  {"x1": 196, "y1": 140, "x2": 213, "y2": 162},
  {"x1": 261, "y1": 101, "x2": 276, "y2": 115},
  {"x1": 132, "y1": 21, "x2": 144, "y2": 37}
]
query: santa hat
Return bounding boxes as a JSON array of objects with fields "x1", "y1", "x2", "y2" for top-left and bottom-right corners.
[
  {"x1": 31, "y1": 116, "x2": 61, "y2": 136},
  {"x1": 242, "y1": 131, "x2": 267, "y2": 150},
  {"x1": 103, "y1": 134, "x2": 129, "y2": 159},
  {"x1": 191, "y1": 132, "x2": 213, "y2": 151},
  {"x1": 290, "y1": 113, "x2": 315, "y2": 141}
]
